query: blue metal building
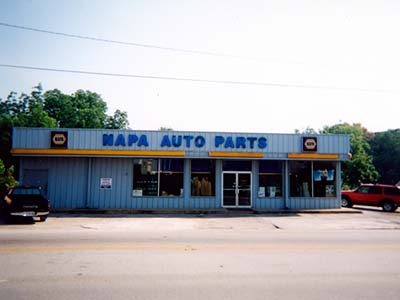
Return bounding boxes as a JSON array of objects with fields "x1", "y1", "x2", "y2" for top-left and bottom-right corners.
[{"x1": 11, "y1": 128, "x2": 350, "y2": 211}]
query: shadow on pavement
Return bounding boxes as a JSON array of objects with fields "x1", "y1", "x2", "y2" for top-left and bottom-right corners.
[
  {"x1": 351, "y1": 206, "x2": 399, "y2": 213},
  {"x1": 0, "y1": 214, "x2": 36, "y2": 225}
]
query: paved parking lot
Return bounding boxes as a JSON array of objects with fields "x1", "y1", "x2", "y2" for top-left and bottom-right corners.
[
  {"x1": 2, "y1": 206, "x2": 399, "y2": 233},
  {"x1": 1, "y1": 207, "x2": 399, "y2": 300}
]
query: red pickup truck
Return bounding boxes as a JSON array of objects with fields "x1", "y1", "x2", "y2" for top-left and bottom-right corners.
[{"x1": 341, "y1": 183, "x2": 400, "y2": 212}]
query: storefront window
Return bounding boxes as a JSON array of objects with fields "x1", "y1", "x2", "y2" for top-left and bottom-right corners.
[
  {"x1": 132, "y1": 159, "x2": 183, "y2": 197},
  {"x1": 191, "y1": 159, "x2": 215, "y2": 196},
  {"x1": 313, "y1": 162, "x2": 336, "y2": 197},
  {"x1": 289, "y1": 161, "x2": 312, "y2": 197},
  {"x1": 289, "y1": 161, "x2": 337, "y2": 197},
  {"x1": 258, "y1": 160, "x2": 282, "y2": 197},
  {"x1": 222, "y1": 160, "x2": 252, "y2": 171}
]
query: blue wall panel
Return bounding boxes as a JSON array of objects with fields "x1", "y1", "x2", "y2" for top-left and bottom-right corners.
[
  {"x1": 89, "y1": 158, "x2": 132, "y2": 209},
  {"x1": 19, "y1": 156, "x2": 342, "y2": 210},
  {"x1": 21, "y1": 157, "x2": 87, "y2": 209}
]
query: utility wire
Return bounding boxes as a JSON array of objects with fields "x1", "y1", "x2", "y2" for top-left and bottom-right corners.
[
  {"x1": 0, "y1": 63, "x2": 398, "y2": 94},
  {"x1": 0, "y1": 21, "x2": 300, "y2": 64}
]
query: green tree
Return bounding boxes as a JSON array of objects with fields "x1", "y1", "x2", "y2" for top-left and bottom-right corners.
[
  {"x1": 42, "y1": 88, "x2": 73, "y2": 127},
  {"x1": 105, "y1": 109, "x2": 130, "y2": 129},
  {"x1": 0, "y1": 84, "x2": 56, "y2": 128},
  {"x1": 321, "y1": 123, "x2": 379, "y2": 188},
  {"x1": 369, "y1": 129, "x2": 400, "y2": 185},
  {"x1": 44, "y1": 89, "x2": 107, "y2": 128},
  {"x1": 1, "y1": 85, "x2": 129, "y2": 172},
  {"x1": 0, "y1": 84, "x2": 56, "y2": 167},
  {"x1": 44, "y1": 89, "x2": 129, "y2": 129},
  {"x1": 0, "y1": 159, "x2": 18, "y2": 197}
]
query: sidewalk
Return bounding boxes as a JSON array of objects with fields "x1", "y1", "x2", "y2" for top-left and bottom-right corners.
[{"x1": 51, "y1": 207, "x2": 362, "y2": 216}]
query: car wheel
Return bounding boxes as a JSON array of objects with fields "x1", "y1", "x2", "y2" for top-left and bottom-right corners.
[
  {"x1": 382, "y1": 200, "x2": 396, "y2": 212},
  {"x1": 39, "y1": 216, "x2": 47, "y2": 222},
  {"x1": 342, "y1": 197, "x2": 353, "y2": 208}
]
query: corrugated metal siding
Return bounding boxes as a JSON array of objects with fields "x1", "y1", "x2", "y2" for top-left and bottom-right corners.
[
  {"x1": 12, "y1": 127, "x2": 350, "y2": 157},
  {"x1": 13, "y1": 128, "x2": 347, "y2": 210},
  {"x1": 20, "y1": 157, "x2": 87, "y2": 209},
  {"x1": 254, "y1": 198, "x2": 285, "y2": 210},
  {"x1": 19, "y1": 156, "x2": 342, "y2": 210},
  {"x1": 287, "y1": 198, "x2": 340, "y2": 209},
  {"x1": 88, "y1": 158, "x2": 132, "y2": 209}
]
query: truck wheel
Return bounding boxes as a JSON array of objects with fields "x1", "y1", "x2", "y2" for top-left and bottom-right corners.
[
  {"x1": 342, "y1": 197, "x2": 353, "y2": 208},
  {"x1": 382, "y1": 200, "x2": 396, "y2": 212}
]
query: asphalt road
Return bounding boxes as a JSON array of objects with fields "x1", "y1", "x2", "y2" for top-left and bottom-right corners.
[{"x1": 1, "y1": 208, "x2": 400, "y2": 300}]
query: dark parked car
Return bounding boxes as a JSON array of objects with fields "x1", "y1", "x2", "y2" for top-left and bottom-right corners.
[
  {"x1": 342, "y1": 183, "x2": 400, "y2": 212},
  {"x1": 2, "y1": 186, "x2": 50, "y2": 221}
]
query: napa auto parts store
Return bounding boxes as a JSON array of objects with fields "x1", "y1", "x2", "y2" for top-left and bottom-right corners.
[{"x1": 11, "y1": 128, "x2": 350, "y2": 211}]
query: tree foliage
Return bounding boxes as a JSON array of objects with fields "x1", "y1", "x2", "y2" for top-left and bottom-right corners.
[
  {"x1": 321, "y1": 123, "x2": 379, "y2": 188},
  {"x1": 0, "y1": 159, "x2": 18, "y2": 197},
  {"x1": 0, "y1": 84, "x2": 129, "y2": 170},
  {"x1": 0, "y1": 84, "x2": 56, "y2": 167},
  {"x1": 369, "y1": 129, "x2": 400, "y2": 185},
  {"x1": 44, "y1": 89, "x2": 129, "y2": 129},
  {"x1": 106, "y1": 110, "x2": 130, "y2": 129}
]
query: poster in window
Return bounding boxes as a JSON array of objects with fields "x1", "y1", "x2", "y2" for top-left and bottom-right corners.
[
  {"x1": 325, "y1": 185, "x2": 335, "y2": 197},
  {"x1": 132, "y1": 189, "x2": 143, "y2": 196},
  {"x1": 313, "y1": 169, "x2": 335, "y2": 181},
  {"x1": 100, "y1": 178, "x2": 112, "y2": 190},
  {"x1": 268, "y1": 186, "x2": 276, "y2": 198},
  {"x1": 258, "y1": 187, "x2": 265, "y2": 197}
]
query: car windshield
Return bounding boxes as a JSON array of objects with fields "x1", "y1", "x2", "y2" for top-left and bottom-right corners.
[{"x1": 12, "y1": 188, "x2": 41, "y2": 195}]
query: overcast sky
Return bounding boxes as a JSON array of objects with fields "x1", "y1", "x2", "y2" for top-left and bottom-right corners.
[{"x1": 0, "y1": 0, "x2": 399, "y2": 133}]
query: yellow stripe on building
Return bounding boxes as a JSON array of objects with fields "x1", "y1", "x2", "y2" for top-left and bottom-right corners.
[
  {"x1": 209, "y1": 152, "x2": 264, "y2": 158},
  {"x1": 288, "y1": 153, "x2": 339, "y2": 159},
  {"x1": 11, "y1": 148, "x2": 185, "y2": 157}
]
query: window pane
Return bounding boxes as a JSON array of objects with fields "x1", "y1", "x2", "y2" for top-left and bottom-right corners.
[
  {"x1": 191, "y1": 159, "x2": 215, "y2": 196},
  {"x1": 222, "y1": 160, "x2": 251, "y2": 171},
  {"x1": 289, "y1": 161, "x2": 311, "y2": 197},
  {"x1": 369, "y1": 186, "x2": 382, "y2": 195},
  {"x1": 133, "y1": 159, "x2": 184, "y2": 197},
  {"x1": 313, "y1": 162, "x2": 337, "y2": 197},
  {"x1": 13, "y1": 188, "x2": 41, "y2": 195},
  {"x1": 259, "y1": 161, "x2": 282, "y2": 197},
  {"x1": 133, "y1": 159, "x2": 158, "y2": 196},
  {"x1": 160, "y1": 159, "x2": 183, "y2": 196},
  {"x1": 385, "y1": 187, "x2": 400, "y2": 196}
]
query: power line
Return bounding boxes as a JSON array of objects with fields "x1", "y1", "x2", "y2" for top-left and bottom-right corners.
[
  {"x1": 0, "y1": 63, "x2": 398, "y2": 94},
  {"x1": 0, "y1": 21, "x2": 300, "y2": 64}
]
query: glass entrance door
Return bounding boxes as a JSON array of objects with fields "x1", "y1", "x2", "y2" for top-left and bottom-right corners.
[{"x1": 222, "y1": 172, "x2": 252, "y2": 208}]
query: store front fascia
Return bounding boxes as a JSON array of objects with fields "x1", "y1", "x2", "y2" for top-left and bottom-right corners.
[{"x1": 11, "y1": 128, "x2": 350, "y2": 211}]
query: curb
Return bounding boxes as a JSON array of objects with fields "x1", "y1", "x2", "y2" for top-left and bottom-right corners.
[{"x1": 50, "y1": 208, "x2": 362, "y2": 215}]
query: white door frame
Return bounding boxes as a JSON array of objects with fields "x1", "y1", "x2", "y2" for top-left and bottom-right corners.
[{"x1": 221, "y1": 171, "x2": 252, "y2": 208}]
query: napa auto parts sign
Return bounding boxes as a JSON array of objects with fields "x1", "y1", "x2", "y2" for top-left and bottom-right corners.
[{"x1": 102, "y1": 133, "x2": 268, "y2": 150}]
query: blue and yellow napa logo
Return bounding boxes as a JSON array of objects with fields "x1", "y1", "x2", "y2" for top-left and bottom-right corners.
[
  {"x1": 303, "y1": 137, "x2": 317, "y2": 152},
  {"x1": 51, "y1": 131, "x2": 68, "y2": 148}
]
